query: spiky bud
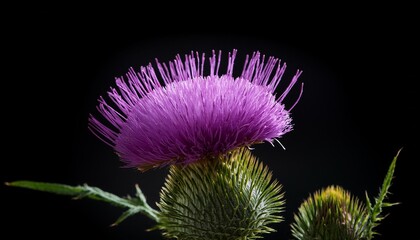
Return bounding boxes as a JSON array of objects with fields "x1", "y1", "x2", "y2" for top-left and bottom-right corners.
[
  {"x1": 157, "y1": 148, "x2": 284, "y2": 240},
  {"x1": 291, "y1": 186, "x2": 368, "y2": 240}
]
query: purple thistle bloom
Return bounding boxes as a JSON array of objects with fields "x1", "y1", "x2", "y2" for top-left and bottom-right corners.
[{"x1": 89, "y1": 50, "x2": 302, "y2": 170}]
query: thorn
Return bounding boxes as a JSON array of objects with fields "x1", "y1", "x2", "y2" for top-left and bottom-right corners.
[
  {"x1": 396, "y1": 147, "x2": 403, "y2": 157},
  {"x1": 110, "y1": 222, "x2": 118, "y2": 227}
]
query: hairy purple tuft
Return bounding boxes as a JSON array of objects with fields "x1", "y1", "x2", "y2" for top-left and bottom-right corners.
[{"x1": 89, "y1": 50, "x2": 302, "y2": 170}]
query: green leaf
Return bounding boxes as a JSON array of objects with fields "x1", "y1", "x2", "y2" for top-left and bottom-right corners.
[
  {"x1": 365, "y1": 148, "x2": 401, "y2": 239},
  {"x1": 6, "y1": 180, "x2": 159, "y2": 225},
  {"x1": 111, "y1": 208, "x2": 142, "y2": 227},
  {"x1": 6, "y1": 181, "x2": 84, "y2": 196}
]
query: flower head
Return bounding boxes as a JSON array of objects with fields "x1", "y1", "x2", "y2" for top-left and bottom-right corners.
[
  {"x1": 89, "y1": 50, "x2": 302, "y2": 170},
  {"x1": 291, "y1": 186, "x2": 368, "y2": 240}
]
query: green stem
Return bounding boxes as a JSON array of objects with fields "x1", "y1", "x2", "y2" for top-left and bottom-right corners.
[{"x1": 6, "y1": 181, "x2": 159, "y2": 225}]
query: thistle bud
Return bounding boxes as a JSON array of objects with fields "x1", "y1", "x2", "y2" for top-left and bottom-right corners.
[{"x1": 157, "y1": 148, "x2": 284, "y2": 240}]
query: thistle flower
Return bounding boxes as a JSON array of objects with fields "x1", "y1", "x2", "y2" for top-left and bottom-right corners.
[{"x1": 89, "y1": 50, "x2": 302, "y2": 170}]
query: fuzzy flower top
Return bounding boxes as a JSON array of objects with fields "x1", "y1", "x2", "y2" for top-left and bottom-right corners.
[{"x1": 89, "y1": 50, "x2": 302, "y2": 170}]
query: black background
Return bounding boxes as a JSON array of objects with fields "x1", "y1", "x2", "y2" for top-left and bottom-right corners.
[{"x1": 2, "y1": 8, "x2": 417, "y2": 239}]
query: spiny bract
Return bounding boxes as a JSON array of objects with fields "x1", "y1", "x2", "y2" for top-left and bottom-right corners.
[
  {"x1": 291, "y1": 186, "x2": 368, "y2": 240},
  {"x1": 157, "y1": 148, "x2": 285, "y2": 240}
]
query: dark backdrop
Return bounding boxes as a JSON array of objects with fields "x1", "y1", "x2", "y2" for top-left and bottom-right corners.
[{"x1": 2, "y1": 9, "x2": 416, "y2": 239}]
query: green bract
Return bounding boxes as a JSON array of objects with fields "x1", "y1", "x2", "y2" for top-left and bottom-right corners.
[
  {"x1": 157, "y1": 148, "x2": 285, "y2": 240},
  {"x1": 291, "y1": 186, "x2": 368, "y2": 240}
]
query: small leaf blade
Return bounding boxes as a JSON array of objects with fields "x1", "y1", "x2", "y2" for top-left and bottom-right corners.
[{"x1": 6, "y1": 181, "x2": 84, "y2": 196}]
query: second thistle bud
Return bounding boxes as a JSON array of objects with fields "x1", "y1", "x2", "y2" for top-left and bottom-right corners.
[{"x1": 291, "y1": 186, "x2": 368, "y2": 240}]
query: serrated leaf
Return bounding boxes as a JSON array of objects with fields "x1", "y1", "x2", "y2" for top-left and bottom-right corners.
[
  {"x1": 365, "y1": 148, "x2": 401, "y2": 239},
  {"x1": 6, "y1": 180, "x2": 159, "y2": 224}
]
